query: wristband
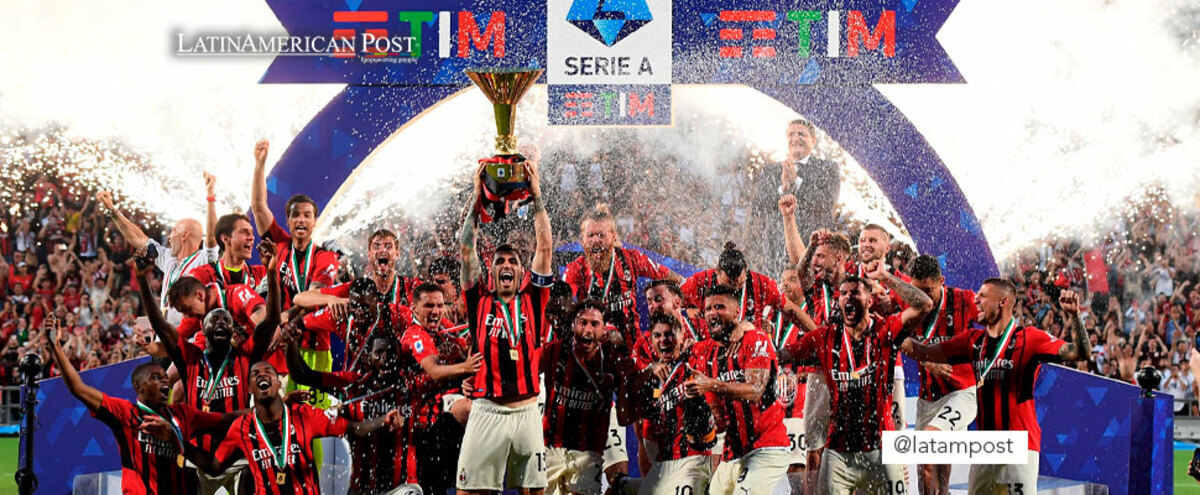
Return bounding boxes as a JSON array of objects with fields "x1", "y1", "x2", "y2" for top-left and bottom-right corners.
[{"x1": 206, "y1": 195, "x2": 216, "y2": 203}]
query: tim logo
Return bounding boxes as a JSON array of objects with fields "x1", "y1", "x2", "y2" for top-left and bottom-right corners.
[{"x1": 567, "y1": 0, "x2": 652, "y2": 47}]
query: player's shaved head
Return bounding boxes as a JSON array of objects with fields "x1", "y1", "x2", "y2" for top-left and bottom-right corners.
[
  {"x1": 982, "y1": 278, "x2": 1017, "y2": 298},
  {"x1": 177, "y1": 218, "x2": 203, "y2": 240},
  {"x1": 130, "y1": 362, "x2": 162, "y2": 387}
]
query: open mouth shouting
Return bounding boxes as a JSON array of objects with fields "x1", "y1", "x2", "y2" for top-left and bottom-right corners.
[{"x1": 256, "y1": 376, "x2": 272, "y2": 393}]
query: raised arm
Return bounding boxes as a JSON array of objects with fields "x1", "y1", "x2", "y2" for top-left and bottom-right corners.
[
  {"x1": 527, "y1": 159, "x2": 553, "y2": 276},
  {"x1": 46, "y1": 315, "x2": 103, "y2": 410},
  {"x1": 348, "y1": 409, "x2": 401, "y2": 437},
  {"x1": 134, "y1": 259, "x2": 184, "y2": 370},
  {"x1": 250, "y1": 140, "x2": 274, "y2": 236},
  {"x1": 251, "y1": 241, "x2": 283, "y2": 363},
  {"x1": 459, "y1": 164, "x2": 485, "y2": 288},
  {"x1": 95, "y1": 191, "x2": 150, "y2": 249},
  {"x1": 1057, "y1": 290, "x2": 1091, "y2": 362},
  {"x1": 204, "y1": 172, "x2": 217, "y2": 249},
  {"x1": 866, "y1": 260, "x2": 933, "y2": 337},
  {"x1": 797, "y1": 230, "x2": 823, "y2": 288},
  {"x1": 779, "y1": 194, "x2": 807, "y2": 266},
  {"x1": 417, "y1": 353, "x2": 482, "y2": 381}
]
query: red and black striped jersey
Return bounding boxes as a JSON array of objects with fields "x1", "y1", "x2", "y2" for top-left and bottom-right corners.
[
  {"x1": 689, "y1": 329, "x2": 788, "y2": 460},
  {"x1": 635, "y1": 356, "x2": 711, "y2": 461},
  {"x1": 803, "y1": 281, "x2": 839, "y2": 328},
  {"x1": 187, "y1": 261, "x2": 268, "y2": 292},
  {"x1": 765, "y1": 307, "x2": 812, "y2": 418},
  {"x1": 302, "y1": 303, "x2": 412, "y2": 370},
  {"x1": 465, "y1": 277, "x2": 552, "y2": 399},
  {"x1": 91, "y1": 394, "x2": 223, "y2": 495},
  {"x1": 178, "y1": 341, "x2": 253, "y2": 451},
  {"x1": 344, "y1": 386, "x2": 421, "y2": 491},
  {"x1": 563, "y1": 248, "x2": 671, "y2": 344},
  {"x1": 941, "y1": 324, "x2": 1067, "y2": 452},
  {"x1": 630, "y1": 312, "x2": 709, "y2": 370},
  {"x1": 215, "y1": 403, "x2": 350, "y2": 495},
  {"x1": 681, "y1": 269, "x2": 783, "y2": 330},
  {"x1": 264, "y1": 220, "x2": 339, "y2": 310},
  {"x1": 915, "y1": 286, "x2": 979, "y2": 401},
  {"x1": 400, "y1": 322, "x2": 471, "y2": 428},
  {"x1": 177, "y1": 284, "x2": 264, "y2": 346},
  {"x1": 320, "y1": 274, "x2": 421, "y2": 308},
  {"x1": 787, "y1": 315, "x2": 907, "y2": 452},
  {"x1": 539, "y1": 339, "x2": 620, "y2": 453}
]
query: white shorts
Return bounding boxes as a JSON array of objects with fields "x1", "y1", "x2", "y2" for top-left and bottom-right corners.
[
  {"x1": 968, "y1": 451, "x2": 1039, "y2": 495},
  {"x1": 803, "y1": 373, "x2": 830, "y2": 452},
  {"x1": 603, "y1": 405, "x2": 629, "y2": 470},
  {"x1": 891, "y1": 372, "x2": 906, "y2": 430},
  {"x1": 708, "y1": 448, "x2": 789, "y2": 495},
  {"x1": 639, "y1": 455, "x2": 712, "y2": 495},
  {"x1": 377, "y1": 484, "x2": 423, "y2": 495},
  {"x1": 916, "y1": 388, "x2": 977, "y2": 432},
  {"x1": 546, "y1": 447, "x2": 604, "y2": 495},
  {"x1": 456, "y1": 399, "x2": 548, "y2": 490},
  {"x1": 818, "y1": 448, "x2": 906, "y2": 495},
  {"x1": 782, "y1": 418, "x2": 806, "y2": 466}
]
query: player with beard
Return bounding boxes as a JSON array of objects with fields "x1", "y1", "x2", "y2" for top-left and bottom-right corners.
[
  {"x1": 403, "y1": 283, "x2": 483, "y2": 495},
  {"x1": 543, "y1": 281, "x2": 576, "y2": 343},
  {"x1": 905, "y1": 255, "x2": 979, "y2": 495},
  {"x1": 138, "y1": 243, "x2": 283, "y2": 494},
  {"x1": 457, "y1": 158, "x2": 554, "y2": 495},
  {"x1": 97, "y1": 188, "x2": 219, "y2": 324},
  {"x1": 615, "y1": 313, "x2": 715, "y2": 495},
  {"x1": 790, "y1": 229, "x2": 852, "y2": 489},
  {"x1": 902, "y1": 281, "x2": 1090, "y2": 494},
  {"x1": 631, "y1": 280, "x2": 708, "y2": 368},
  {"x1": 685, "y1": 285, "x2": 789, "y2": 495},
  {"x1": 771, "y1": 263, "x2": 817, "y2": 493},
  {"x1": 295, "y1": 229, "x2": 420, "y2": 315},
  {"x1": 185, "y1": 361, "x2": 402, "y2": 495},
  {"x1": 297, "y1": 278, "x2": 414, "y2": 378},
  {"x1": 782, "y1": 263, "x2": 932, "y2": 495},
  {"x1": 563, "y1": 204, "x2": 682, "y2": 346},
  {"x1": 47, "y1": 314, "x2": 240, "y2": 495},
  {"x1": 285, "y1": 326, "x2": 422, "y2": 495},
  {"x1": 680, "y1": 243, "x2": 783, "y2": 330},
  {"x1": 540, "y1": 299, "x2": 632, "y2": 495},
  {"x1": 431, "y1": 257, "x2": 468, "y2": 325},
  {"x1": 187, "y1": 213, "x2": 268, "y2": 291},
  {"x1": 849, "y1": 224, "x2": 910, "y2": 445}
]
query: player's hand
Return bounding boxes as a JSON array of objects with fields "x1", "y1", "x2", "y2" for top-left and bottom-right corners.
[
  {"x1": 864, "y1": 260, "x2": 887, "y2": 281},
  {"x1": 45, "y1": 315, "x2": 64, "y2": 348},
  {"x1": 138, "y1": 415, "x2": 175, "y2": 443},
  {"x1": 279, "y1": 321, "x2": 301, "y2": 344},
  {"x1": 258, "y1": 241, "x2": 281, "y2": 272},
  {"x1": 472, "y1": 161, "x2": 487, "y2": 194},
  {"x1": 778, "y1": 194, "x2": 797, "y2": 217},
  {"x1": 526, "y1": 158, "x2": 542, "y2": 198},
  {"x1": 809, "y1": 228, "x2": 831, "y2": 247},
  {"x1": 1059, "y1": 290, "x2": 1081, "y2": 316},
  {"x1": 284, "y1": 389, "x2": 310, "y2": 405},
  {"x1": 781, "y1": 164, "x2": 798, "y2": 191},
  {"x1": 684, "y1": 372, "x2": 717, "y2": 398},
  {"x1": 461, "y1": 376, "x2": 475, "y2": 394},
  {"x1": 328, "y1": 298, "x2": 350, "y2": 321},
  {"x1": 254, "y1": 140, "x2": 270, "y2": 165},
  {"x1": 204, "y1": 171, "x2": 216, "y2": 195},
  {"x1": 385, "y1": 409, "x2": 403, "y2": 431},
  {"x1": 646, "y1": 363, "x2": 669, "y2": 383},
  {"x1": 922, "y1": 362, "x2": 954, "y2": 380},
  {"x1": 95, "y1": 191, "x2": 115, "y2": 211},
  {"x1": 458, "y1": 352, "x2": 483, "y2": 375}
]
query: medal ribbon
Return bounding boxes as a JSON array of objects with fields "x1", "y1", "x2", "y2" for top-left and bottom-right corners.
[
  {"x1": 842, "y1": 321, "x2": 872, "y2": 376},
  {"x1": 920, "y1": 287, "x2": 946, "y2": 342},
  {"x1": 661, "y1": 360, "x2": 688, "y2": 390},
  {"x1": 822, "y1": 284, "x2": 832, "y2": 320},
  {"x1": 163, "y1": 249, "x2": 203, "y2": 310},
  {"x1": 253, "y1": 406, "x2": 291, "y2": 474},
  {"x1": 571, "y1": 346, "x2": 606, "y2": 396},
  {"x1": 497, "y1": 296, "x2": 523, "y2": 349},
  {"x1": 135, "y1": 401, "x2": 185, "y2": 448},
  {"x1": 590, "y1": 251, "x2": 616, "y2": 300},
  {"x1": 977, "y1": 318, "x2": 1017, "y2": 384},
  {"x1": 737, "y1": 278, "x2": 749, "y2": 321},
  {"x1": 200, "y1": 350, "x2": 232, "y2": 402},
  {"x1": 347, "y1": 314, "x2": 380, "y2": 372},
  {"x1": 289, "y1": 242, "x2": 313, "y2": 292},
  {"x1": 773, "y1": 311, "x2": 796, "y2": 350},
  {"x1": 681, "y1": 316, "x2": 698, "y2": 341}
]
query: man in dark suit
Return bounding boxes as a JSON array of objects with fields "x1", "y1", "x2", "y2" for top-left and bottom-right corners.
[{"x1": 749, "y1": 119, "x2": 841, "y2": 274}]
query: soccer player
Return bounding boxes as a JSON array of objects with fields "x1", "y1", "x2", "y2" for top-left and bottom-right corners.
[
  {"x1": 685, "y1": 284, "x2": 790, "y2": 495},
  {"x1": 164, "y1": 276, "x2": 266, "y2": 346},
  {"x1": 540, "y1": 299, "x2": 631, "y2": 495},
  {"x1": 46, "y1": 314, "x2": 236, "y2": 494},
  {"x1": 285, "y1": 327, "x2": 423, "y2": 495},
  {"x1": 137, "y1": 243, "x2": 282, "y2": 494},
  {"x1": 680, "y1": 242, "x2": 783, "y2": 330},
  {"x1": 563, "y1": 204, "x2": 682, "y2": 346},
  {"x1": 187, "y1": 213, "x2": 267, "y2": 291},
  {"x1": 783, "y1": 263, "x2": 933, "y2": 495},
  {"x1": 902, "y1": 281, "x2": 1091, "y2": 494},
  {"x1": 771, "y1": 263, "x2": 817, "y2": 493},
  {"x1": 617, "y1": 313, "x2": 714, "y2": 495},
  {"x1": 97, "y1": 187, "x2": 219, "y2": 324},
  {"x1": 294, "y1": 229, "x2": 420, "y2": 313},
  {"x1": 430, "y1": 257, "x2": 467, "y2": 325},
  {"x1": 456, "y1": 158, "x2": 554, "y2": 495},
  {"x1": 297, "y1": 278, "x2": 413, "y2": 377},
  {"x1": 906, "y1": 254, "x2": 979, "y2": 495},
  {"x1": 632, "y1": 280, "x2": 708, "y2": 368},
  {"x1": 184, "y1": 360, "x2": 401, "y2": 494},
  {"x1": 402, "y1": 283, "x2": 483, "y2": 495}
]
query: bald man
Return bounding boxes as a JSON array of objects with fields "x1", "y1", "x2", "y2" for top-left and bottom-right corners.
[{"x1": 98, "y1": 186, "x2": 219, "y2": 324}]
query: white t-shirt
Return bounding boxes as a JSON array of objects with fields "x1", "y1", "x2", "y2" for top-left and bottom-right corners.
[{"x1": 148, "y1": 239, "x2": 219, "y2": 325}]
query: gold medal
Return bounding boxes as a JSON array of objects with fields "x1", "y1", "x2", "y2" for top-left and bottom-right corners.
[
  {"x1": 201, "y1": 403, "x2": 210, "y2": 413},
  {"x1": 177, "y1": 454, "x2": 185, "y2": 468},
  {"x1": 277, "y1": 472, "x2": 287, "y2": 485},
  {"x1": 850, "y1": 371, "x2": 860, "y2": 380},
  {"x1": 510, "y1": 349, "x2": 520, "y2": 361},
  {"x1": 652, "y1": 388, "x2": 662, "y2": 398}
]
